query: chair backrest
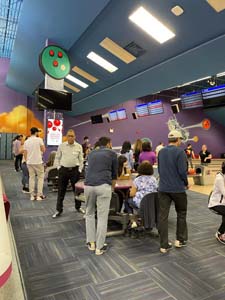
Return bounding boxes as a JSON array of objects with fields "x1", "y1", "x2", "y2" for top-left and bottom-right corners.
[
  {"x1": 109, "y1": 192, "x2": 121, "y2": 215},
  {"x1": 47, "y1": 168, "x2": 58, "y2": 180},
  {"x1": 139, "y1": 192, "x2": 159, "y2": 229}
]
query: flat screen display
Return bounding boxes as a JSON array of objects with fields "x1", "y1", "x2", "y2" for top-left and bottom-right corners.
[
  {"x1": 181, "y1": 91, "x2": 203, "y2": 109},
  {"x1": 136, "y1": 103, "x2": 148, "y2": 117},
  {"x1": 148, "y1": 100, "x2": 164, "y2": 115},
  {"x1": 47, "y1": 119, "x2": 63, "y2": 146},
  {"x1": 36, "y1": 88, "x2": 72, "y2": 111},
  {"x1": 202, "y1": 84, "x2": 225, "y2": 108},
  {"x1": 90, "y1": 114, "x2": 103, "y2": 124},
  {"x1": 109, "y1": 110, "x2": 118, "y2": 121},
  {"x1": 117, "y1": 108, "x2": 127, "y2": 120}
]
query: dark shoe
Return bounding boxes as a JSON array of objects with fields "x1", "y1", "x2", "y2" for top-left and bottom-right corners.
[
  {"x1": 52, "y1": 211, "x2": 62, "y2": 218},
  {"x1": 22, "y1": 187, "x2": 30, "y2": 193},
  {"x1": 95, "y1": 244, "x2": 108, "y2": 255},
  {"x1": 160, "y1": 242, "x2": 172, "y2": 253},
  {"x1": 174, "y1": 240, "x2": 187, "y2": 248}
]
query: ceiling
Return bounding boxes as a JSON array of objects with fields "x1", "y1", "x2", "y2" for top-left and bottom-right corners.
[{"x1": 5, "y1": 0, "x2": 225, "y2": 116}]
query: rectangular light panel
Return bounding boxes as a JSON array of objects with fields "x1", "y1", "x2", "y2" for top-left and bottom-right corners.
[
  {"x1": 64, "y1": 81, "x2": 80, "y2": 93},
  {"x1": 66, "y1": 74, "x2": 88, "y2": 88},
  {"x1": 129, "y1": 6, "x2": 175, "y2": 44},
  {"x1": 72, "y1": 66, "x2": 98, "y2": 83},
  {"x1": 87, "y1": 51, "x2": 118, "y2": 73},
  {"x1": 100, "y1": 37, "x2": 136, "y2": 64}
]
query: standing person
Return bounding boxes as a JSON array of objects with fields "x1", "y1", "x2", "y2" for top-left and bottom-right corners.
[
  {"x1": 13, "y1": 135, "x2": 23, "y2": 171},
  {"x1": 121, "y1": 141, "x2": 134, "y2": 170},
  {"x1": 208, "y1": 162, "x2": 225, "y2": 244},
  {"x1": 82, "y1": 136, "x2": 91, "y2": 159},
  {"x1": 184, "y1": 143, "x2": 195, "y2": 169},
  {"x1": 85, "y1": 137, "x2": 118, "y2": 255},
  {"x1": 133, "y1": 139, "x2": 142, "y2": 171},
  {"x1": 24, "y1": 128, "x2": 46, "y2": 201},
  {"x1": 199, "y1": 144, "x2": 212, "y2": 165},
  {"x1": 155, "y1": 142, "x2": 164, "y2": 158},
  {"x1": 139, "y1": 141, "x2": 156, "y2": 165},
  {"x1": 20, "y1": 136, "x2": 30, "y2": 193},
  {"x1": 52, "y1": 129, "x2": 84, "y2": 218},
  {"x1": 158, "y1": 130, "x2": 189, "y2": 253}
]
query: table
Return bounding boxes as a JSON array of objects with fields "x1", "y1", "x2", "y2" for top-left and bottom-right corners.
[{"x1": 75, "y1": 179, "x2": 133, "y2": 236}]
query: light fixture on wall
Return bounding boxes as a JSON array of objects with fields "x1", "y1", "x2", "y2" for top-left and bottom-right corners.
[{"x1": 109, "y1": 128, "x2": 114, "y2": 133}]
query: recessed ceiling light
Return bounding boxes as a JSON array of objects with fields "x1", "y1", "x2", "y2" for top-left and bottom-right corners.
[
  {"x1": 100, "y1": 37, "x2": 136, "y2": 64},
  {"x1": 64, "y1": 81, "x2": 80, "y2": 93},
  {"x1": 66, "y1": 74, "x2": 88, "y2": 88},
  {"x1": 171, "y1": 5, "x2": 184, "y2": 16},
  {"x1": 87, "y1": 51, "x2": 118, "y2": 73},
  {"x1": 72, "y1": 66, "x2": 98, "y2": 83},
  {"x1": 171, "y1": 98, "x2": 181, "y2": 102},
  {"x1": 206, "y1": 0, "x2": 225, "y2": 12},
  {"x1": 129, "y1": 6, "x2": 175, "y2": 44}
]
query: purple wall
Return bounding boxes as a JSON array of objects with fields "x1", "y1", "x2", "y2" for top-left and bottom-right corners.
[
  {"x1": 0, "y1": 59, "x2": 27, "y2": 110},
  {"x1": 64, "y1": 98, "x2": 225, "y2": 158}
]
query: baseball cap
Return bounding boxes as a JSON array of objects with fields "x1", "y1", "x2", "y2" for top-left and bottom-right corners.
[
  {"x1": 168, "y1": 130, "x2": 183, "y2": 139},
  {"x1": 30, "y1": 127, "x2": 41, "y2": 134}
]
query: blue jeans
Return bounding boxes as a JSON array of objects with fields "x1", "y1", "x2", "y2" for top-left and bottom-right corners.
[{"x1": 21, "y1": 162, "x2": 29, "y2": 187}]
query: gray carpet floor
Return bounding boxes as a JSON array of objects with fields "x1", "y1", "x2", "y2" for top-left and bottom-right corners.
[{"x1": 1, "y1": 160, "x2": 225, "y2": 300}]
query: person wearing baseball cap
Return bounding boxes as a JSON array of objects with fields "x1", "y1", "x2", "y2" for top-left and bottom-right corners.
[{"x1": 158, "y1": 129, "x2": 189, "y2": 253}]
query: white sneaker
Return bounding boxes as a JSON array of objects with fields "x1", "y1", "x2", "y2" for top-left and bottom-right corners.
[
  {"x1": 30, "y1": 195, "x2": 35, "y2": 201},
  {"x1": 36, "y1": 195, "x2": 46, "y2": 201}
]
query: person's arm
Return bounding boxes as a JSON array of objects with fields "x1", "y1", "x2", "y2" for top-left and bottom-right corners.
[
  {"x1": 78, "y1": 145, "x2": 84, "y2": 172},
  {"x1": 204, "y1": 151, "x2": 212, "y2": 161},
  {"x1": 111, "y1": 153, "x2": 118, "y2": 184},
  {"x1": 216, "y1": 175, "x2": 225, "y2": 198},
  {"x1": 177, "y1": 151, "x2": 188, "y2": 187},
  {"x1": 54, "y1": 145, "x2": 62, "y2": 169},
  {"x1": 192, "y1": 150, "x2": 195, "y2": 159}
]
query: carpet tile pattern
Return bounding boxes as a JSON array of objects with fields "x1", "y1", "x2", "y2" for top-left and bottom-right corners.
[{"x1": 1, "y1": 160, "x2": 225, "y2": 300}]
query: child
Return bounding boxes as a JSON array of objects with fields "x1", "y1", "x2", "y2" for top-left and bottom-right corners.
[{"x1": 125, "y1": 161, "x2": 158, "y2": 213}]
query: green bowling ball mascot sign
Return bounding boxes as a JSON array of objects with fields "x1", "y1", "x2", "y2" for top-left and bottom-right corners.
[{"x1": 39, "y1": 45, "x2": 70, "y2": 79}]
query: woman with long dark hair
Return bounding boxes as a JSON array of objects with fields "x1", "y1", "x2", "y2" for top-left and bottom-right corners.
[
  {"x1": 117, "y1": 155, "x2": 131, "y2": 179},
  {"x1": 121, "y1": 141, "x2": 133, "y2": 170}
]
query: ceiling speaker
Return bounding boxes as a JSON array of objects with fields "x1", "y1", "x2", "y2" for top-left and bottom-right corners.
[
  {"x1": 90, "y1": 114, "x2": 103, "y2": 124},
  {"x1": 132, "y1": 112, "x2": 138, "y2": 119}
]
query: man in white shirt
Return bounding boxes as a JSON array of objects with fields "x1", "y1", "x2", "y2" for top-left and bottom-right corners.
[
  {"x1": 52, "y1": 129, "x2": 84, "y2": 218},
  {"x1": 24, "y1": 127, "x2": 46, "y2": 201}
]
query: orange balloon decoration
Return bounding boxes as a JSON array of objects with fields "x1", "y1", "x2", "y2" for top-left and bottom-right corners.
[{"x1": 202, "y1": 119, "x2": 211, "y2": 130}]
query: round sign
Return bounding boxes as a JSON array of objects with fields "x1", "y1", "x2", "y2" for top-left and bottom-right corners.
[{"x1": 39, "y1": 45, "x2": 71, "y2": 79}]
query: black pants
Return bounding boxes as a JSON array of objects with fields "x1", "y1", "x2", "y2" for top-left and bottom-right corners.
[
  {"x1": 159, "y1": 192, "x2": 187, "y2": 248},
  {"x1": 210, "y1": 206, "x2": 225, "y2": 234},
  {"x1": 15, "y1": 154, "x2": 23, "y2": 171},
  {"x1": 56, "y1": 166, "x2": 81, "y2": 212}
]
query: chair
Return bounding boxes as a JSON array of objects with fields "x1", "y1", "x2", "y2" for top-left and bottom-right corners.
[
  {"x1": 47, "y1": 168, "x2": 59, "y2": 191},
  {"x1": 139, "y1": 192, "x2": 159, "y2": 230}
]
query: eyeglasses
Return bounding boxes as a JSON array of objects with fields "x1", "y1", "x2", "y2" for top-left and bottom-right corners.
[{"x1": 67, "y1": 135, "x2": 75, "y2": 137}]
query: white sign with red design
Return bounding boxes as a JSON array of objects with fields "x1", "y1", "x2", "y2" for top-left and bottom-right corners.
[{"x1": 47, "y1": 119, "x2": 63, "y2": 146}]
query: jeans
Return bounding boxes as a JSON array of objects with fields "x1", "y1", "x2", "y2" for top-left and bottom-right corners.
[
  {"x1": 85, "y1": 184, "x2": 111, "y2": 249},
  {"x1": 15, "y1": 154, "x2": 23, "y2": 171},
  {"x1": 21, "y1": 162, "x2": 29, "y2": 187},
  {"x1": 159, "y1": 192, "x2": 187, "y2": 248}
]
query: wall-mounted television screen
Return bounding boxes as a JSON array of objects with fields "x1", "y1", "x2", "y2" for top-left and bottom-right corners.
[
  {"x1": 109, "y1": 110, "x2": 118, "y2": 121},
  {"x1": 136, "y1": 103, "x2": 148, "y2": 117},
  {"x1": 148, "y1": 100, "x2": 164, "y2": 115},
  {"x1": 90, "y1": 114, "x2": 103, "y2": 124},
  {"x1": 36, "y1": 88, "x2": 72, "y2": 111},
  {"x1": 117, "y1": 108, "x2": 127, "y2": 120},
  {"x1": 202, "y1": 84, "x2": 225, "y2": 108},
  {"x1": 181, "y1": 91, "x2": 203, "y2": 109}
]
